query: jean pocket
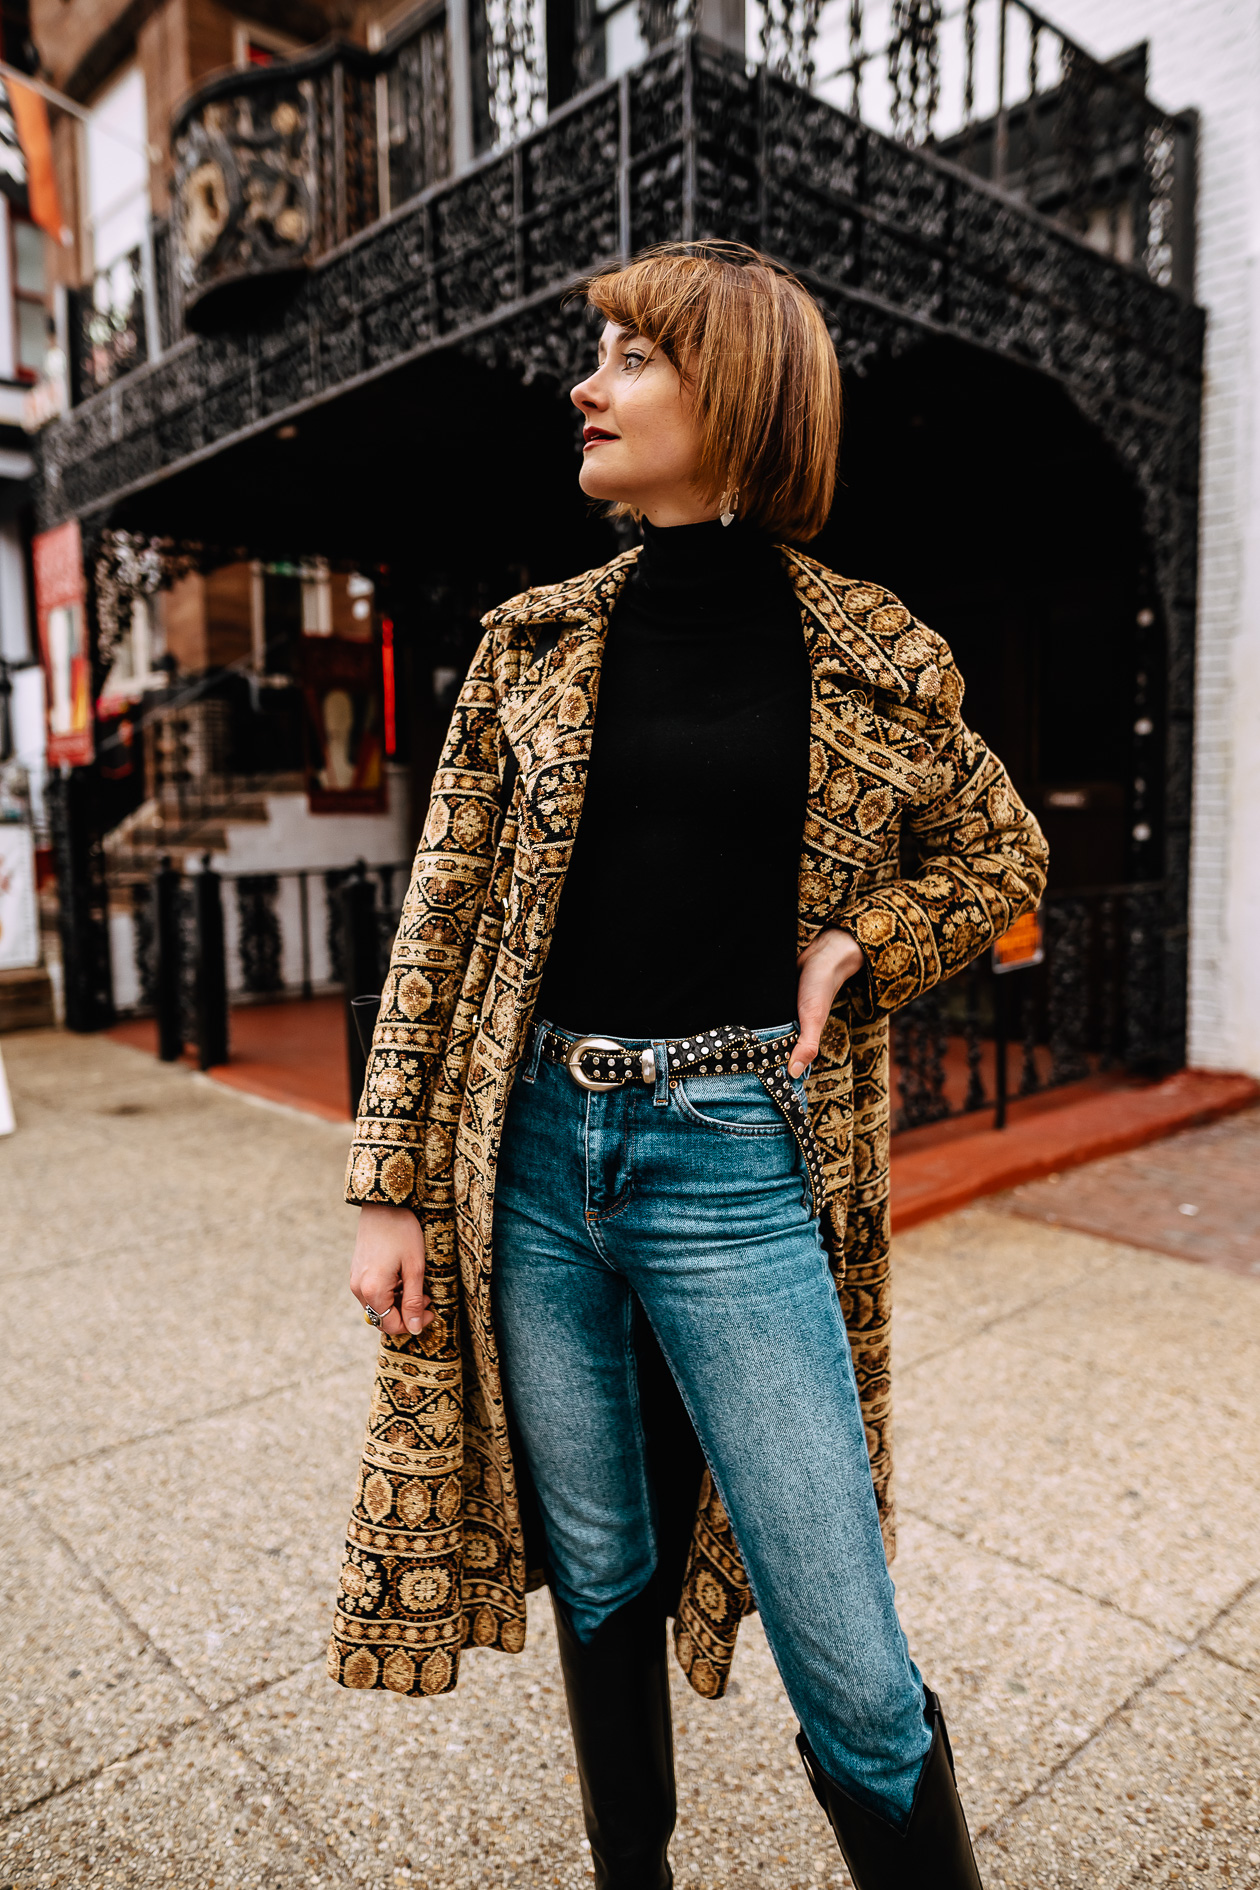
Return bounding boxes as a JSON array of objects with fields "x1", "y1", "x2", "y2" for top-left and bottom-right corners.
[{"x1": 674, "y1": 1071, "x2": 797, "y2": 1136}]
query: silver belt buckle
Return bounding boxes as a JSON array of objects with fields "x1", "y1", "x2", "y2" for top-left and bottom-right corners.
[{"x1": 566, "y1": 1035, "x2": 626, "y2": 1092}]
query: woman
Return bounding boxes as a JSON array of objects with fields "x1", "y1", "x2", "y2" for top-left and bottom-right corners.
[{"x1": 333, "y1": 242, "x2": 1047, "y2": 1890}]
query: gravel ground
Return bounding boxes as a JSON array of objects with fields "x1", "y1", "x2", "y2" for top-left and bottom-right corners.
[{"x1": 1, "y1": 1030, "x2": 1257, "y2": 1889}]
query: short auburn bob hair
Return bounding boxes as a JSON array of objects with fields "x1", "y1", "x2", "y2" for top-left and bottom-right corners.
[{"x1": 579, "y1": 240, "x2": 842, "y2": 542}]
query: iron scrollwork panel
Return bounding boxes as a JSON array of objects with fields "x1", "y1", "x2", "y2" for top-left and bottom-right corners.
[
  {"x1": 69, "y1": 247, "x2": 147, "y2": 403},
  {"x1": 387, "y1": 16, "x2": 452, "y2": 207},
  {"x1": 236, "y1": 874, "x2": 284, "y2": 995}
]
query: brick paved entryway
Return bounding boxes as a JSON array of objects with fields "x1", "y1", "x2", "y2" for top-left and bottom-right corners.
[{"x1": 1006, "y1": 1105, "x2": 1260, "y2": 1276}]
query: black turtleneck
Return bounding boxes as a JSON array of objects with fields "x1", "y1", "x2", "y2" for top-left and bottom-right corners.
[{"x1": 535, "y1": 517, "x2": 812, "y2": 1041}]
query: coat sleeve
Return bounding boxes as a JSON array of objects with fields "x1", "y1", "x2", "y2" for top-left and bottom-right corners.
[
  {"x1": 837, "y1": 651, "x2": 1049, "y2": 1021},
  {"x1": 344, "y1": 627, "x2": 505, "y2": 1207}
]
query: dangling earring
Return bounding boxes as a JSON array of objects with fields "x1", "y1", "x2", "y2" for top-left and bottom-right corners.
[{"x1": 719, "y1": 486, "x2": 739, "y2": 528}]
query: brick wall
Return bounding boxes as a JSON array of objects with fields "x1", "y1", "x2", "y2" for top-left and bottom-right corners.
[{"x1": 1039, "y1": 0, "x2": 1260, "y2": 1075}]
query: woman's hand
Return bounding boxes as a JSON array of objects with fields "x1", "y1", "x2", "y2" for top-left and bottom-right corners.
[
  {"x1": 789, "y1": 928, "x2": 866, "y2": 1077},
  {"x1": 350, "y1": 1204, "x2": 433, "y2": 1337}
]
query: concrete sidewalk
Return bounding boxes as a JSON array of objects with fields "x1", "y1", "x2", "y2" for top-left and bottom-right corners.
[{"x1": 1, "y1": 1028, "x2": 1257, "y2": 1889}]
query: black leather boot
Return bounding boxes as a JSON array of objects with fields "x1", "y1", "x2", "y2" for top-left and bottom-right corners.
[
  {"x1": 551, "y1": 1583, "x2": 676, "y2": 1890},
  {"x1": 796, "y1": 1688, "x2": 983, "y2": 1889}
]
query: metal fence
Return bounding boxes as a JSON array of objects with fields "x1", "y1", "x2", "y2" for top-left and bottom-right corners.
[
  {"x1": 112, "y1": 858, "x2": 407, "y2": 1015},
  {"x1": 890, "y1": 881, "x2": 1167, "y2": 1133},
  {"x1": 66, "y1": 243, "x2": 150, "y2": 402},
  {"x1": 113, "y1": 856, "x2": 407, "y2": 1111}
]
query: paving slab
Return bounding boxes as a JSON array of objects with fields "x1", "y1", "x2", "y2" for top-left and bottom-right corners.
[
  {"x1": 978, "y1": 1650, "x2": 1260, "y2": 1888},
  {"x1": 18, "y1": 1366, "x2": 373, "y2": 1711},
  {"x1": 1201, "y1": 1580, "x2": 1260, "y2": 1677},
  {"x1": 222, "y1": 1603, "x2": 846, "y2": 1890},
  {"x1": 0, "y1": 1228, "x2": 368, "y2": 1481},
  {"x1": 890, "y1": 1515, "x2": 1179, "y2": 1832},
  {"x1": 0, "y1": 1029, "x2": 352, "y2": 1284},
  {"x1": 0, "y1": 1716, "x2": 349, "y2": 1889},
  {"x1": 0, "y1": 1487, "x2": 202, "y2": 1820},
  {"x1": 897, "y1": 1325, "x2": 1260, "y2": 1641},
  {"x1": 994, "y1": 1240, "x2": 1260, "y2": 1411},
  {"x1": 215, "y1": 1519, "x2": 1181, "y2": 1885},
  {"x1": 0, "y1": 1031, "x2": 363, "y2": 1478},
  {"x1": 890, "y1": 1206, "x2": 1116, "y2": 1368}
]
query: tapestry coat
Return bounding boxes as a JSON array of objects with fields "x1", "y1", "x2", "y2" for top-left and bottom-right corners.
[{"x1": 328, "y1": 546, "x2": 1048, "y2": 1704}]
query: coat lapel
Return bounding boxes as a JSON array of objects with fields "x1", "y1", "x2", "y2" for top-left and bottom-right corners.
[{"x1": 782, "y1": 548, "x2": 938, "y2": 946}]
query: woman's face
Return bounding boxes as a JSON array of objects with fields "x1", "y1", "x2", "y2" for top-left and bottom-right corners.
[{"x1": 570, "y1": 323, "x2": 715, "y2": 527}]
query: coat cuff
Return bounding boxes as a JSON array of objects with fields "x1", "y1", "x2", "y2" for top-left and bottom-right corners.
[
  {"x1": 830, "y1": 896, "x2": 939, "y2": 1020},
  {"x1": 344, "y1": 1125, "x2": 426, "y2": 1208}
]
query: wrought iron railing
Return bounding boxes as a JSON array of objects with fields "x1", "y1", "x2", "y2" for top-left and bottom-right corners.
[
  {"x1": 383, "y1": 5, "x2": 453, "y2": 206},
  {"x1": 110, "y1": 855, "x2": 407, "y2": 1019},
  {"x1": 891, "y1": 880, "x2": 1169, "y2": 1133},
  {"x1": 66, "y1": 244, "x2": 149, "y2": 402},
  {"x1": 819, "y1": 0, "x2": 1195, "y2": 291},
  {"x1": 62, "y1": 0, "x2": 1193, "y2": 401}
]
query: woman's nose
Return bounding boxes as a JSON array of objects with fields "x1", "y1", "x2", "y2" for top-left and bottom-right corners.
[{"x1": 570, "y1": 373, "x2": 604, "y2": 413}]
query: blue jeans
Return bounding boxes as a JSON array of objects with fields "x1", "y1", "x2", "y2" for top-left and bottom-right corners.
[{"x1": 490, "y1": 1021, "x2": 932, "y2": 1824}]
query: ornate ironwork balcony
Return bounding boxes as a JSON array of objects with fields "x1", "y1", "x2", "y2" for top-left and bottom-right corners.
[
  {"x1": 170, "y1": 39, "x2": 385, "y2": 332},
  {"x1": 57, "y1": 0, "x2": 1194, "y2": 388}
]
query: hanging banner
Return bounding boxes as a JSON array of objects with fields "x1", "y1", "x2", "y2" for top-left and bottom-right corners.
[
  {"x1": 8, "y1": 77, "x2": 66, "y2": 239},
  {"x1": 33, "y1": 519, "x2": 94, "y2": 767},
  {"x1": 0, "y1": 822, "x2": 39, "y2": 970}
]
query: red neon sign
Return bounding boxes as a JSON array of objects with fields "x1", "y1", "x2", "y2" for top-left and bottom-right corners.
[{"x1": 381, "y1": 617, "x2": 396, "y2": 756}]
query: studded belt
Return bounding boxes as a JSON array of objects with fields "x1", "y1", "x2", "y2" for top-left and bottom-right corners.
[{"x1": 537, "y1": 1022, "x2": 826, "y2": 1217}]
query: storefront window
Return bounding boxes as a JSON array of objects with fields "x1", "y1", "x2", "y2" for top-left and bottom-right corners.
[{"x1": 13, "y1": 215, "x2": 47, "y2": 380}]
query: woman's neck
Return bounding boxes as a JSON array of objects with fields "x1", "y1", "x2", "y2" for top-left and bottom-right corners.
[{"x1": 634, "y1": 516, "x2": 781, "y2": 608}]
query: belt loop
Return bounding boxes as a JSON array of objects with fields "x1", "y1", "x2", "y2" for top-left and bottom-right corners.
[
  {"x1": 652, "y1": 1038, "x2": 669, "y2": 1107},
  {"x1": 522, "y1": 1018, "x2": 548, "y2": 1085}
]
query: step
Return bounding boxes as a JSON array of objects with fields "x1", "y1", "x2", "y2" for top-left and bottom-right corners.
[
  {"x1": 0, "y1": 965, "x2": 56, "y2": 1032},
  {"x1": 889, "y1": 1067, "x2": 1260, "y2": 1232}
]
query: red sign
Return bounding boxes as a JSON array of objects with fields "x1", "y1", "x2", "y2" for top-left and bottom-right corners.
[
  {"x1": 33, "y1": 521, "x2": 93, "y2": 767},
  {"x1": 993, "y1": 907, "x2": 1044, "y2": 974}
]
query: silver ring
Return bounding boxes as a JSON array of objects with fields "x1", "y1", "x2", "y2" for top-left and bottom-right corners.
[{"x1": 363, "y1": 1304, "x2": 388, "y2": 1329}]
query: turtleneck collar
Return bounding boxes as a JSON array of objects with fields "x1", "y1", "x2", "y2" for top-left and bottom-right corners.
[{"x1": 630, "y1": 516, "x2": 785, "y2": 621}]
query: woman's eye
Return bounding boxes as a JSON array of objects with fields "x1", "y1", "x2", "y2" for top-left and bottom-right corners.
[{"x1": 622, "y1": 351, "x2": 645, "y2": 370}]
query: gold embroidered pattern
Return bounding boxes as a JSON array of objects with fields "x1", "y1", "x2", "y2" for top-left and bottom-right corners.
[{"x1": 327, "y1": 548, "x2": 1047, "y2": 1701}]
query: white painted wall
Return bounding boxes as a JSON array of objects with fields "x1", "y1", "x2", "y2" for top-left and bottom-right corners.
[
  {"x1": 0, "y1": 518, "x2": 30, "y2": 661},
  {"x1": 202, "y1": 765, "x2": 412, "y2": 876},
  {"x1": 1028, "y1": 0, "x2": 1260, "y2": 1072},
  {"x1": 10, "y1": 664, "x2": 47, "y2": 835}
]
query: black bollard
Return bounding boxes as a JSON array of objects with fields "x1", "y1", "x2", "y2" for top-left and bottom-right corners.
[
  {"x1": 340, "y1": 861, "x2": 381, "y2": 1118},
  {"x1": 154, "y1": 856, "x2": 184, "y2": 1062},
  {"x1": 194, "y1": 855, "x2": 230, "y2": 1071}
]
